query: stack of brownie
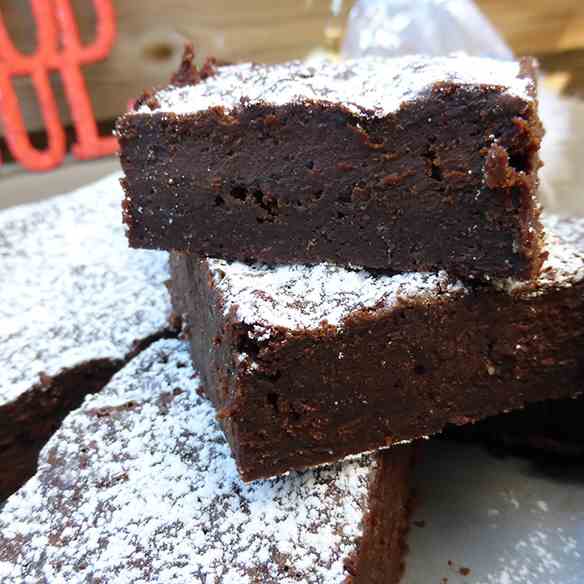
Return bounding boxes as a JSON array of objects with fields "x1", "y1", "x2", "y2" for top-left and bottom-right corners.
[
  {"x1": 117, "y1": 48, "x2": 584, "y2": 481},
  {"x1": 3, "y1": 49, "x2": 584, "y2": 583},
  {"x1": 0, "y1": 176, "x2": 413, "y2": 584}
]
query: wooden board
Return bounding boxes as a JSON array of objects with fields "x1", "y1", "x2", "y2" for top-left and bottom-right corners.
[
  {"x1": 1, "y1": 0, "x2": 584, "y2": 136},
  {"x1": 1, "y1": 0, "x2": 352, "y2": 136},
  {"x1": 540, "y1": 48, "x2": 584, "y2": 97},
  {"x1": 479, "y1": 0, "x2": 584, "y2": 55}
]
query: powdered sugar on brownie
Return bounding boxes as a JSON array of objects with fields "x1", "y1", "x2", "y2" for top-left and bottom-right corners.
[
  {"x1": 210, "y1": 260, "x2": 466, "y2": 333},
  {"x1": 0, "y1": 173, "x2": 171, "y2": 405},
  {"x1": 136, "y1": 56, "x2": 533, "y2": 119},
  {"x1": 0, "y1": 339, "x2": 377, "y2": 584}
]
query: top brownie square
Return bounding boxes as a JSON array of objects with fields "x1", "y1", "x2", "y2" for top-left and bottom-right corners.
[{"x1": 118, "y1": 52, "x2": 544, "y2": 281}]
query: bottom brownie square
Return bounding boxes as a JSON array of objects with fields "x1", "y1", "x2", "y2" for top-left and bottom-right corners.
[
  {"x1": 170, "y1": 215, "x2": 584, "y2": 481},
  {"x1": 0, "y1": 340, "x2": 414, "y2": 584}
]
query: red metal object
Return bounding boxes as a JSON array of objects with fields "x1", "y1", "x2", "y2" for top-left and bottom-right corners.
[{"x1": 0, "y1": 0, "x2": 117, "y2": 171}]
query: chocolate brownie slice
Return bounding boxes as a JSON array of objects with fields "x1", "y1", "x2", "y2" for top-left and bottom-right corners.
[
  {"x1": 0, "y1": 174, "x2": 174, "y2": 499},
  {"x1": 119, "y1": 51, "x2": 544, "y2": 280},
  {"x1": 169, "y1": 214, "x2": 584, "y2": 481},
  {"x1": 0, "y1": 340, "x2": 414, "y2": 584}
]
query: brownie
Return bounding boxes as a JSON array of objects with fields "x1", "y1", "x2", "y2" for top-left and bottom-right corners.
[
  {"x1": 0, "y1": 174, "x2": 175, "y2": 499},
  {"x1": 169, "y1": 214, "x2": 584, "y2": 481},
  {"x1": 0, "y1": 340, "x2": 415, "y2": 584},
  {"x1": 118, "y1": 51, "x2": 545, "y2": 281}
]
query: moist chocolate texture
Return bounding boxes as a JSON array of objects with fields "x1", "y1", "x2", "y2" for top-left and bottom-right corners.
[
  {"x1": 169, "y1": 214, "x2": 584, "y2": 481},
  {"x1": 0, "y1": 174, "x2": 174, "y2": 498},
  {"x1": 118, "y1": 54, "x2": 544, "y2": 280},
  {"x1": 0, "y1": 340, "x2": 415, "y2": 584}
]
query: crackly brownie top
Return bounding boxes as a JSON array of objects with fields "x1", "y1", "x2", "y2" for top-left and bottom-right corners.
[
  {"x1": 211, "y1": 262, "x2": 465, "y2": 334},
  {"x1": 0, "y1": 173, "x2": 171, "y2": 406},
  {"x1": 134, "y1": 55, "x2": 534, "y2": 118},
  {"x1": 0, "y1": 339, "x2": 377, "y2": 584},
  {"x1": 209, "y1": 214, "x2": 584, "y2": 337}
]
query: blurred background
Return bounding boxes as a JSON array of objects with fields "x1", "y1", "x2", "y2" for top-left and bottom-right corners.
[{"x1": 1, "y1": 0, "x2": 584, "y2": 210}]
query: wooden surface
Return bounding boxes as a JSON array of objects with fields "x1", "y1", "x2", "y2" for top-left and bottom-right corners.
[
  {"x1": 479, "y1": 0, "x2": 584, "y2": 55},
  {"x1": 540, "y1": 48, "x2": 584, "y2": 96},
  {"x1": 1, "y1": 0, "x2": 351, "y2": 136},
  {"x1": 2, "y1": 0, "x2": 584, "y2": 137}
]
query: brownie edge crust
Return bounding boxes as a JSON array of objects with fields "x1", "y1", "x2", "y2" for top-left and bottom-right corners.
[
  {"x1": 169, "y1": 214, "x2": 584, "y2": 481},
  {"x1": 119, "y1": 54, "x2": 544, "y2": 281}
]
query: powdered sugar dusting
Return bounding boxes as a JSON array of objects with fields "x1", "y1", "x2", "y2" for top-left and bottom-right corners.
[
  {"x1": 0, "y1": 173, "x2": 172, "y2": 405},
  {"x1": 540, "y1": 214, "x2": 584, "y2": 282},
  {"x1": 483, "y1": 527, "x2": 582, "y2": 584},
  {"x1": 0, "y1": 339, "x2": 377, "y2": 583},
  {"x1": 136, "y1": 56, "x2": 532, "y2": 118},
  {"x1": 210, "y1": 260, "x2": 466, "y2": 334}
]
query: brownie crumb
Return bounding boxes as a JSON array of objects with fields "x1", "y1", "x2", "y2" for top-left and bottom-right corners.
[
  {"x1": 484, "y1": 143, "x2": 514, "y2": 189},
  {"x1": 170, "y1": 42, "x2": 218, "y2": 87}
]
